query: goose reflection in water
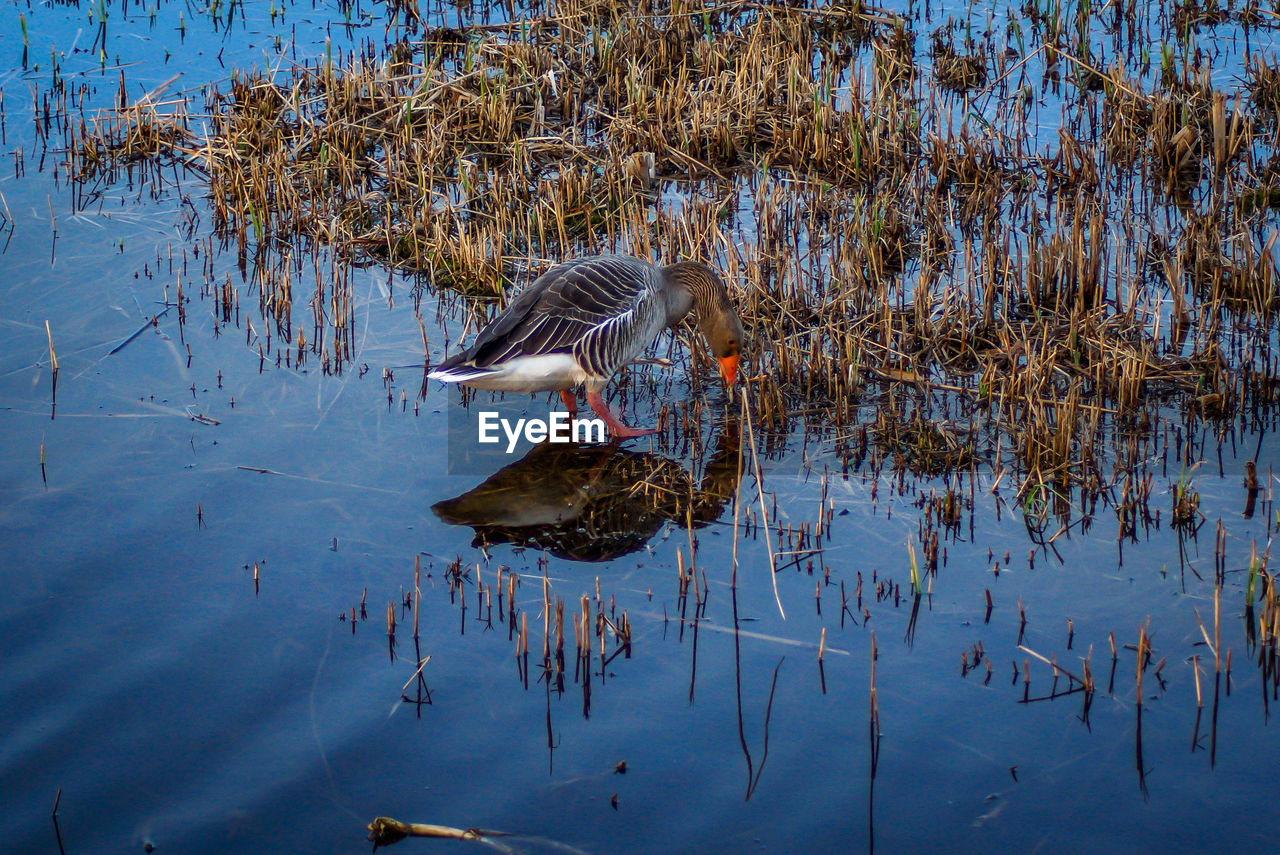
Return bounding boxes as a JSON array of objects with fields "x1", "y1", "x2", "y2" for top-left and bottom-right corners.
[{"x1": 432, "y1": 424, "x2": 741, "y2": 562}]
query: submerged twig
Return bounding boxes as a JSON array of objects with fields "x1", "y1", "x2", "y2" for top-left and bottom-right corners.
[{"x1": 367, "y1": 817, "x2": 512, "y2": 851}]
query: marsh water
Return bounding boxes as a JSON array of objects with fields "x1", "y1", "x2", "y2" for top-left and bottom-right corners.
[{"x1": 4, "y1": 1, "x2": 1280, "y2": 853}]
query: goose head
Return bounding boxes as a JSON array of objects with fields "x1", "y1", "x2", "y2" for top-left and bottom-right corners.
[
  {"x1": 663, "y1": 261, "x2": 746, "y2": 387},
  {"x1": 702, "y1": 301, "x2": 745, "y2": 386}
]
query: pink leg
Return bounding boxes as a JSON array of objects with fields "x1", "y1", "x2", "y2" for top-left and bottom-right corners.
[
  {"x1": 559, "y1": 389, "x2": 578, "y2": 418},
  {"x1": 587, "y1": 390, "x2": 657, "y2": 439}
]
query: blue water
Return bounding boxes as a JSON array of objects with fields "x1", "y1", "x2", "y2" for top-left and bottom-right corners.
[{"x1": 2, "y1": 1, "x2": 1279, "y2": 853}]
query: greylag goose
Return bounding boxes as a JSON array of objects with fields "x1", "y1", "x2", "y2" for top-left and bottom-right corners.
[{"x1": 429, "y1": 254, "x2": 744, "y2": 437}]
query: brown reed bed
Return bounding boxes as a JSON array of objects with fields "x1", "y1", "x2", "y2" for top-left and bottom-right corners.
[{"x1": 56, "y1": 0, "x2": 1280, "y2": 507}]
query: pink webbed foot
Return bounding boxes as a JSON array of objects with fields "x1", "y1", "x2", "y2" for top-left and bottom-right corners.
[{"x1": 586, "y1": 390, "x2": 657, "y2": 439}]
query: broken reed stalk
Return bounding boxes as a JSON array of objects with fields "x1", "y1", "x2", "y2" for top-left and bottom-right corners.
[
  {"x1": 520, "y1": 610, "x2": 529, "y2": 687},
  {"x1": 399, "y1": 655, "x2": 432, "y2": 694},
  {"x1": 1194, "y1": 607, "x2": 1219, "y2": 674},
  {"x1": 868, "y1": 631, "x2": 880, "y2": 747},
  {"x1": 45, "y1": 319, "x2": 58, "y2": 412},
  {"x1": 542, "y1": 562, "x2": 551, "y2": 662},
  {"x1": 906, "y1": 540, "x2": 920, "y2": 595},
  {"x1": 740, "y1": 381, "x2": 784, "y2": 619},
  {"x1": 686, "y1": 503, "x2": 699, "y2": 612},
  {"x1": 45, "y1": 320, "x2": 57, "y2": 372},
  {"x1": 1018, "y1": 643, "x2": 1087, "y2": 686},
  {"x1": 1214, "y1": 587, "x2": 1221, "y2": 674},
  {"x1": 1136, "y1": 623, "x2": 1148, "y2": 702},
  {"x1": 730, "y1": 399, "x2": 747, "y2": 589},
  {"x1": 367, "y1": 817, "x2": 509, "y2": 846},
  {"x1": 416, "y1": 307, "x2": 429, "y2": 363},
  {"x1": 413, "y1": 554, "x2": 420, "y2": 640}
]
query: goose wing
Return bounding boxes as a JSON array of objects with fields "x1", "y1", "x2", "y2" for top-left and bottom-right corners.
[{"x1": 457, "y1": 255, "x2": 660, "y2": 375}]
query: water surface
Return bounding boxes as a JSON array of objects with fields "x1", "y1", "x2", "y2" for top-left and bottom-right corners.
[{"x1": 2, "y1": 1, "x2": 1279, "y2": 853}]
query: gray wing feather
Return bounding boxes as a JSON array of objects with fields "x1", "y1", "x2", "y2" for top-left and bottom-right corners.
[{"x1": 438, "y1": 255, "x2": 661, "y2": 377}]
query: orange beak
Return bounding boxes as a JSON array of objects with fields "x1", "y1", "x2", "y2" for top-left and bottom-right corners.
[{"x1": 717, "y1": 354, "x2": 740, "y2": 386}]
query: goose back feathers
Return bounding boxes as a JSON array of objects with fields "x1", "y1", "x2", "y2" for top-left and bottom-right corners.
[
  {"x1": 431, "y1": 254, "x2": 741, "y2": 391},
  {"x1": 429, "y1": 253, "x2": 744, "y2": 436}
]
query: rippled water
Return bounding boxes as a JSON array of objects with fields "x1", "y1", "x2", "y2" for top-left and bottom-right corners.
[{"x1": 3, "y1": 1, "x2": 1280, "y2": 853}]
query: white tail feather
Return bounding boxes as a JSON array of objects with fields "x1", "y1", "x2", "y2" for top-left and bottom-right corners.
[{"x1": 427, "y1": 365, "x2": 493, "y2": 383}]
